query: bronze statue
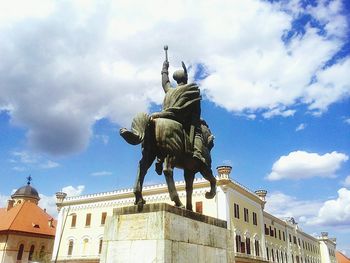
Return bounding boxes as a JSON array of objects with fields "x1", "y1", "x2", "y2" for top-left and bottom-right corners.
[{"x1": 120, "y1": 46, "x2": 216, "y2": 211}]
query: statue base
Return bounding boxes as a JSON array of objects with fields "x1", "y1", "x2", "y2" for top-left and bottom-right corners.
[{"x1": 100, "y1": 203, "x2": 234, "y2": 263}]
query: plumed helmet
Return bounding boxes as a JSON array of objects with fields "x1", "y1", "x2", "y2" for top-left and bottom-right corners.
[{"x1": 173, "y1": 61, "x2": 188, "y2": 84}]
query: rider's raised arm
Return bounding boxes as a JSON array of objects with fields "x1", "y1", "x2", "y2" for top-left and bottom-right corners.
[{"x1": 161, "y1": 60, "x2": 171, "y2": 93}]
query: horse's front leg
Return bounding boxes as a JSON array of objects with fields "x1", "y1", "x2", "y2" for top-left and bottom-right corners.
[
  {"x1": 134, "y1": 150, "x2": 155, "y2": 206},
  {"x1": 164, "y1": 156, "x2": 184, "y2": 208},
  {"x1": 200, "y1": 165, "x2": 217, "y2": 199},
  {"x1": 184, "y1": 170, "x2": 195, "y2": 211}
]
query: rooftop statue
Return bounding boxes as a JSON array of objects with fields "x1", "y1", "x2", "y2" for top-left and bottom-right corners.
[{"x1": 120, "y1": 46, "x2": 216, "y2": 211}]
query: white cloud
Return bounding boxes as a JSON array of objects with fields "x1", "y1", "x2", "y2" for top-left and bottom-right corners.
[
  {"x1": 307, "y1": 188, "x2": 350, "y2": 227},
  {"x1": 265, "y1": 191, "x2": 323, "y2": 221},
  {"x1": 39, "y1": 160, "x2": 60, "y2": 169},
  {"x1": 39, "y1": 185, "x2": 85, "y2": 218},
  {"x1": 343, "y1": 175, "x2": 350, "y2": 187},
  {"x1": 10, "y1": 150, "x2": 59, "y2": 170},
  {"x1": 296, "y1": 123, "x2": 306, "y2": 131},
  {"x1": 90, "y1": 171, "x2": 112, "y2": 177},
  {"x1": 0, "y1": 194, "x2": 9, "y2": 208},
  {"x1": 95, "y1": 134, "x2": 109, "y2": 145},
  {"x1": 267, "y1": 151, "x2": 348, "y2": 180},
  {"x1": 344, "y1": 118, "x2": 350, "y2": 125},
  {"x1": 0, "y1": 0, "x2": 349, "y2": 156}
]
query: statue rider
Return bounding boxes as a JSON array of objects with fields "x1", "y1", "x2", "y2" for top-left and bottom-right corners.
[{"x1": 150, "y1": 57, "x2": 206, "y2": 175}]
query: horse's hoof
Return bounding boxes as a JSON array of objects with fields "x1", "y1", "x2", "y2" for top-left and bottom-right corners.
[{"x1": 205, "y1": 191, "x2": 216, "y2": 199}]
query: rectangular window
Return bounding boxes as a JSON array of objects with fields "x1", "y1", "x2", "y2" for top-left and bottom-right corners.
[
  {"x1": 85, "y1": 213, "x2": 91, "y2": 227},
  {"x1": 101, "y1": 212, "x2": 107, "y2": 225},
  {"x1": 264, "y1": 224, "x2": 269, "y2": 235},
  {"x1": 270, "y1": 226, "x2": 274, "y2": 237},
  {"x1": 279, "y1": 230, "x2": 281, "y2": 240},
  {"x1": 289, "y1": 234, "x2": 292, "y2": 242},
  {"x1": 283, "y1": 231, "x2": 285, "y2": 241},
  {"x1": 253, "y1": 212, "x2": 257, "y2": 225},
  {"x1": 274, "y1": 228, "x2": 277, "y2": 238},
  {"x1": 234, "y1": 203, "x2": 240, "y2": 219},
  {"x1": 71, "y1": 214, "x2": 77, "y2": 227},
  {"x1": 244, "y1": 208, "x2": 249, "y2": 222},
  {"x1": 293, "y1": 236, "x2": 297, "y2": 244},
  {"x1": 196, "y1": 201, "x2": 203, "y2": 214}
]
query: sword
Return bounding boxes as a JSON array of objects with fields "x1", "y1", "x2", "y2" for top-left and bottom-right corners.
[{"x1": 164, "y1": 45, "x2": 168, "y2": 62}]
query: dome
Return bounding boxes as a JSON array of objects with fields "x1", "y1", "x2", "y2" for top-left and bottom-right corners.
[{"x1": 11, "y1": 182, "x2": 40, "y2": 201}]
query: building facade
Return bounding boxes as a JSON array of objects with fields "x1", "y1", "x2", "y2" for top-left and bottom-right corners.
[
  {"x1": 52, "y1": 166, "x2": 337, "y2": 263},
  {"x1": 0, "y1": 179, "x2": 56, "y2": 263}
]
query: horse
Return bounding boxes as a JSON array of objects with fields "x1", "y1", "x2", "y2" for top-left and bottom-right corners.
[{"x1": 120, "y1": 113, "x2": 217, "y2": 211}]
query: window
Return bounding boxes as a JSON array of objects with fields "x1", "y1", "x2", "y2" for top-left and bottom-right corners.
[
  {"x1": 279, "y1": 230, "x2": 281, "y2": 240},
  {"x1": 293, "y1": 236, "x2": 297, "y2": 244},
  {"x1": 101, "y1": 212, "x2": 107, "y2": 225},
  {"x1": 28, "y1": 245, "x2": 35, "y2": 260},
  {"x1": 235, "y1": 235, "x2": 241, "y2": 252},
  {"x1": 82, "y1": 238, "x2": 89, "y2": 255},
  {"x1": 298, "y1": 238, "x2": 301, "y2": 246},
  {"x1": 246, "y1": 237, "x2": 251, "y2": 255},
  {"x1": 39, "y1": 245, "x2": 45, "y2": 259},
  {"x1": 240, "y1": 241, "x2": 246, "y2": 253},
  {"x1": 99, "y1": 239, "x2": 103, "y2": 254},
  {"x1": 17, "y1": 244, "x2": 24, "y2": 260},
  {"x1": 289, "y1": 234, "x2": 292, "y2": 242},
  {"x1": 68, "y1": 240, "x2": 74, "y2": 256},
  {"x1": 85, "y1": 213, "x2": 91, "y2": 227},
  {"x1": 274, "y1": 227, "x2": 277, "y2": 238},
  {"x1": 269, "y1": 226, "x2": 274, "y2": 237},
  {"x1": 244, "y1": 208, "x2": 249, "y2": 222},
  {"x1": 254, "y1": 240, "x2": 259, "y2": 256},
  {"x1": 264, "y1": 224, "x2": 269, "y2": 235},
  {"x1": 71, "y1": 214, "x2": 77, "y2": 227},
  {"x1": 253, "y1": 212, "x2": 257, "y2": 225},
  {"x1": 196, "y1": 202, "x2": 203, "y2": 214},
  {"x1": 234, "y1": 203, "x2": 240, "y2": 219},
  {"x1": 283, "y1": 231, "x2": 285, "y2": 241}
]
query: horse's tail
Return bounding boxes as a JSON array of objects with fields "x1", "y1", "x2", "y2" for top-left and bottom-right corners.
[{"x1": 120, "y1": 112, "x2": 149, "y2": 145}]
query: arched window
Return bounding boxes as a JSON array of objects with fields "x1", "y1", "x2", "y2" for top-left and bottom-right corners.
[
  {"x1": 68, "y1": 240, "x2": 74, "y2": 256},
  {"x1": 17, "y1": 244, "x2": 24, "y2": 260},
  {"x1": 28, "y1": 245, "x2": 35, "y2": 260},
  {"x1": 235, "y1": 235, "x2": 241, "y2": 252},
  {"x1": 39, "y1": 245, "x2": 45, "y2": 259},
  {"x1": 246, "y1": 237, "x2": 251, "y2": 255},
  {"x1": 98, "y1": 239, "x2": 103, "y2": 254},
  {"x1": 82, "y1": 238, "x2": 89, "y2": 255},
  {"x1": 254, "y1": 240, "x2": 260, "y2": 257}
]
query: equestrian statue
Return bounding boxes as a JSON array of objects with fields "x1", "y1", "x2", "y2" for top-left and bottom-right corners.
[{"x1": 120, "y1": 46, "x2": 217, "y2": 211}]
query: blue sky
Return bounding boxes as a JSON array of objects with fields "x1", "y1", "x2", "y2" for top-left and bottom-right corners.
[{"x1": 0, "y1": 0, "x2": 349, "y2": 255}]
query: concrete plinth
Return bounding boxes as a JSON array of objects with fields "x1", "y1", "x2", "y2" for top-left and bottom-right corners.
[{"x1": 100, "y1": 203, "x2": 234, "y2": 263}]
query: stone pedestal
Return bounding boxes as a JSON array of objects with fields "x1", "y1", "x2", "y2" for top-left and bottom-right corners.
[{"x1": 100, "y1": 203, "x2": 234, "y2": 263}]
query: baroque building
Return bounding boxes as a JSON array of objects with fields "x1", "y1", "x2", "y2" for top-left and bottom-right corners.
[
  {"x1": 0, "y1": 177, "x2": 56, "y2": 263},
  {"x1": 52, "y1": 166, "x2": 337, "y2": 263}
]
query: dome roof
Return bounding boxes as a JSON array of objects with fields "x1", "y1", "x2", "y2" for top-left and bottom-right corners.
[{"x1": 11, "y1": 183, "x2": 40, "y2": 201}]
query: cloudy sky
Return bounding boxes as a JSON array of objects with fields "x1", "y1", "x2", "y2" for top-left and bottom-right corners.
[{"x1": 0, "y1": 0, "x2": 349, "y2": 255}]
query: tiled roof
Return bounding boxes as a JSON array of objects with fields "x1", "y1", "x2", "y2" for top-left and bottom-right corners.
[
  {"x1": 0, "y1": 201, "x2": 56, "y2": 236},
  {"x1": 336, "y1": 251, "x2": 350, "y2": 263}
]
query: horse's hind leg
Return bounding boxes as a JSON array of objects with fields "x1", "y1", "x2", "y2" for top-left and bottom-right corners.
[
  {"x1": 164, "y1": 156, "x2": 184, "y2": 208},
  {"x1": 200, "y1": 165, "x2": 217, "y2": 199},
  {"x1": 184, "y1": 170, "x2": 195, "y2": 211},
  {"x1": 134, "y1": 151, "x2": 155, "y2": 206}
]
